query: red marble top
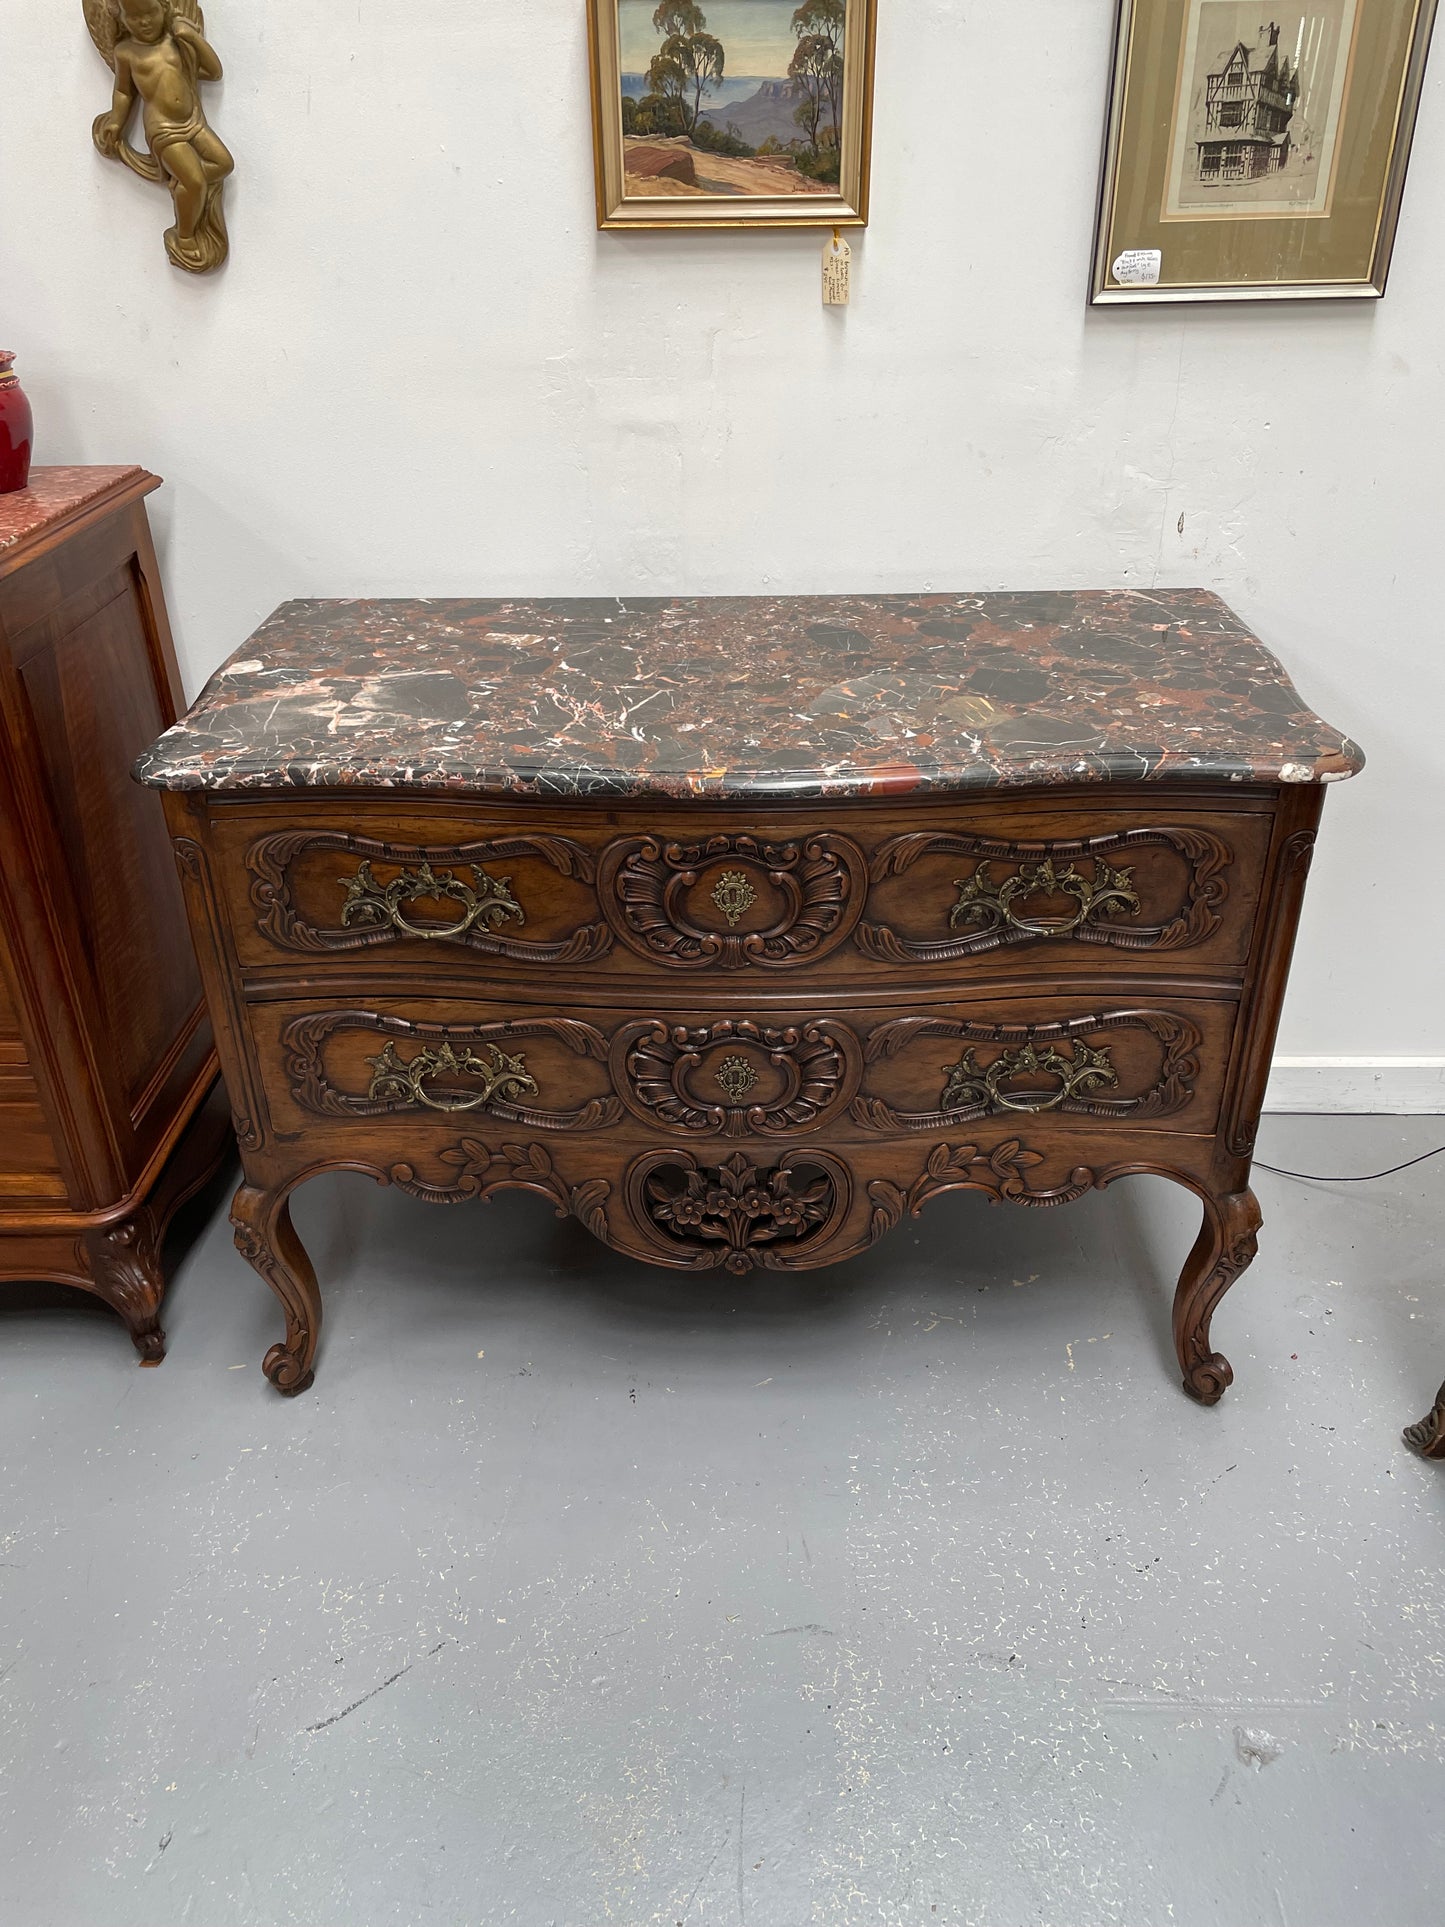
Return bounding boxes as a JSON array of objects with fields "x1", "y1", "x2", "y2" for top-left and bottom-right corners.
[
  {"x1": 135, "y1": 591, "x2": 1365, "y2": 800},
  {"x1": 0, "y1": 467, "x2": 149, "y2": 556}
]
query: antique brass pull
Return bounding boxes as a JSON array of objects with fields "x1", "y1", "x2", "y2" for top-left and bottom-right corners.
[
  {"x1": 941, "y1": 1039, "x2": 1119, "y2": 1115},
  {"x1": 339, "y1": 860, "x2": 524, "y2": 942},
  {"x1": 950, "y1": 856, "x2": 1140, "y2": 939},
  {"x1": 366, "y1": 1041, "x2": 538, "y2": 1114}
]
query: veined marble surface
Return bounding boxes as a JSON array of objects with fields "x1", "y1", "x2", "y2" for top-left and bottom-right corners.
[
  {"x1": 135, "y1": 591, "x2": 1364, "y2": 799},
  {"x1": 0, "y1": 465, "x2": 145, "y2": 556}
]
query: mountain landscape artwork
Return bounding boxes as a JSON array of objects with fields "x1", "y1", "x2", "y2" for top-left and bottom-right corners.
[{"x1": 616, "y1": 0, "x2": 847, "y2": 199}]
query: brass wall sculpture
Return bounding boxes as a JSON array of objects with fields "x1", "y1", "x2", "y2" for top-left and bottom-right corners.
[{"x1": 84, "y1": 0, "x2": 232, "y2": 273}]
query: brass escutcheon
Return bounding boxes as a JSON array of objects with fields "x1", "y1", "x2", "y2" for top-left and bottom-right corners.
[{"x1": 711, "y1": 869, "x2": 758, "y2": 927}]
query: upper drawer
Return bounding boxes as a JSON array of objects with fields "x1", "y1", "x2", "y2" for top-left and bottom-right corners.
[{"x1": 213, "y1": 799, "x2": 1273, "y2": 982}]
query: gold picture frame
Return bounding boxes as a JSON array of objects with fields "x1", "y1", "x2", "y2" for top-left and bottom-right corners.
[
  {"x1": 588, "y1": 0, "x2": 876, "y2": 230},
  {"x1": 1092, "y1": 0, "x2": 1438, "y2": 301}
]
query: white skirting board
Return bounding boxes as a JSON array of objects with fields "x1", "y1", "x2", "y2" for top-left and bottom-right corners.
[{"x1": 1263, "y1": 1059, "x2": 1445, "y2": 1114}]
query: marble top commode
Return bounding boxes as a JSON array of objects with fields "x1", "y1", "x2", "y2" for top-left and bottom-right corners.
[
  {"x1": 145, "y1": 587, "x2": 1359, "y2": 1403},
  {"x1": 135, "y1": 590, "x2": 1363, "y2": 799}
]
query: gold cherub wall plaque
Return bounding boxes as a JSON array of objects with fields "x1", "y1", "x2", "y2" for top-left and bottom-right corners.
[{"x1": 84, "y1": 0, "x2": 233, "y2": 273}]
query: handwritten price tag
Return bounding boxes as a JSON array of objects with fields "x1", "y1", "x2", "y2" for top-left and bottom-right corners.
[
  {"x1": 823, "y1": 232, "x2": 852, "y2": 306},
  {"x1": 1112, "y1": 248, "x2": 1162, "y2": 286}
]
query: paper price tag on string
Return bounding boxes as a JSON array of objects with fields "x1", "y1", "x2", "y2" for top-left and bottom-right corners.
[{"x1": 823, "y1": 229, "x2": 851, "y2": 306}]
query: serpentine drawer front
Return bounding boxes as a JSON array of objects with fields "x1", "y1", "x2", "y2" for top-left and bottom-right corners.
[
  {"x1": 217, "y1": 798, "x2": 1271, "y2": 983},
  {"x1": 136, "y1": 591, "x2": 1362, "y2": 1400}
]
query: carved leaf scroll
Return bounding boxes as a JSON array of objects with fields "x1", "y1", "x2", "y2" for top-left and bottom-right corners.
[
  {"x1": 867, "y1": 1141, "x2": 1098, "y2": 1241},
  {"x1": 388, "y1": 1137, "x2": 610, "y2": 1239}
]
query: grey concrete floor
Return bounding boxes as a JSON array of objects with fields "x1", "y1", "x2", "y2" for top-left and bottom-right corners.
[{"x1": 2, "y1": 1116, "x2": 1443, "y2": 1927}]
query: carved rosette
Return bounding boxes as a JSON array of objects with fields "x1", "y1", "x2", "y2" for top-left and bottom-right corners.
[
  {"x1": 282, "y1": 1012, "x2": 622, "y2": 1130},
  {"x1": 857, "y1": 828, "x2": 1232, "y2": 963},
  {"x1": 612, "y1": 1017, "x2": 861, "y2": 1136},
  {"x1": 624, "y1": 1149, "x2": 853, "y2": 1273},
  {"x1": 853, "y1": 1011, "x2": 1201, "y2": 1131},
  {"x1": 598, "y1": 832, "x2": 866, "y2": 968},
  {"x1": 247, "y1": 830, "x2": 611, "y2": 962}
]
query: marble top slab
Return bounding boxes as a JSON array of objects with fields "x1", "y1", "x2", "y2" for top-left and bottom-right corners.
[
  {"x1": 0, "y1": 466, "x2": 148, "y2": 560},
  {"x1": 135, "y1": 591, "x2": 1364, "y2": 800}
]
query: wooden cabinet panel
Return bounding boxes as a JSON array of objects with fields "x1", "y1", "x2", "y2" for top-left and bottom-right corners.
[
  {"x1": 0, "y1": 468, "x2": 225, "y2": 1360},
  {"x1": 13, "y1": 567, "x2": 200, "y2": 1125}
]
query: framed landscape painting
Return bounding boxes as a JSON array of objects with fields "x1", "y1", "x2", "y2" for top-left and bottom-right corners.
[
  {"x1": 1092, "y1": 0, "x2": 1439, "y2": 300},
  {"x1": 588, "y1": 0, "x2": 876, "y2": 228}
]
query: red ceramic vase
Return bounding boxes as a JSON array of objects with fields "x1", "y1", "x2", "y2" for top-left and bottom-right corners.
[{"x1": 0, "y1": 353, "x2": 33, "y2": 494}]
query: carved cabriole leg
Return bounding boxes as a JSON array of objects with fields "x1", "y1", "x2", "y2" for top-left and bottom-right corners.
[
  {"x1": 231, "y1": 1182, "x2": 321, "y2": 1397},
  {"x1": 1404, "y1": 1384, "x2": 1445, "y2": 1459},
  {"x1": 1172, "y1": 1186, "x2": 1261, "y2": 1405},
  {"x1": 85, "y1": 1209, "x2": 167, "y2": 1365}
]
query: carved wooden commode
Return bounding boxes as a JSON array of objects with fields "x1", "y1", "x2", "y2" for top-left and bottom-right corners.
[{"x1": 135, "y1": 593, "x2": 1362, "y2": 1397}]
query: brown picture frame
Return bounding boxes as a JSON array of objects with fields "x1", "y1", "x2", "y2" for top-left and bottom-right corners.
[
  {"x1": 1092, "y1": 0, "x2": 1438, "y2": 302},
  {"x1": 587, "y1": 0, "x2": 876, "y2": 230}
]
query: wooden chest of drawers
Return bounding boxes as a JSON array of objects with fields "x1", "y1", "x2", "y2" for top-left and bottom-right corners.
[
  {"x1": 0, "y1": 468, "x2": 230, "y2": 1361},
  {"x1": 137, "y1": 592, "x2": 1362, "y2": 1398}
]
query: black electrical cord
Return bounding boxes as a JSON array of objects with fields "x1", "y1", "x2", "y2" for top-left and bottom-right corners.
[{"x1": 1254, "y1": 1143, "x2": 1445, "y2": 1184}]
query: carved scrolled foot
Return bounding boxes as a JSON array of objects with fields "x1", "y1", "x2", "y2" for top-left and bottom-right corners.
[
  {"x1": 263, "y1": 1345, "x2": 316, "y2": 1398},
  {"x1": 1174, "y1": 1188, "x2": 1261, "y2": 1407},
  {"x1": 1403, "y1": 1382, "x2": 1445, "y2": 1459},
  {"x1": 231, "y1": 1182, "x2": 321, "y2": 1396},
  {"x1": 87, "y1": 1212, "x2": 167, "y2": 1367},
  {"x1": 1182, "y1": 1351, "x2": 1234, "y2": 1406}
]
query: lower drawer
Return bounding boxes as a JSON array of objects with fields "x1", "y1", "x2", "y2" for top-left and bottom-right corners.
[{"x1": 250, "y1": 991, "x2": 1235, "y2": 1143}]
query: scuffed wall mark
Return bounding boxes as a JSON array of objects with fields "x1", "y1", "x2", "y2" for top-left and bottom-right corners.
[
  {"x1": 306, "y1": 1661, "x2": 413, "y2": 1732},
  {"x1": 1210, "y1": 1766, "x2": 1232, "y2": 1804},
  {"x1": 142, "y1": 1830, "x2": 173, "y2": 1874},
  {"x1": 305, "y1": 1638, "x2": 448, "y2": 1734},
  {"x1": 1235, "y1": 1725, "x2": 1283, "y2": 1768},
  {"x1": 766, "y1": 1622, "x2": 836, "y2": 1638}
]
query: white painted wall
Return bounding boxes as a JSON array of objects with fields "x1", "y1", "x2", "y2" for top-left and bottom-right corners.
[{"x1": 2, "y1": 0, "x2": 1441, "y2": 1096}]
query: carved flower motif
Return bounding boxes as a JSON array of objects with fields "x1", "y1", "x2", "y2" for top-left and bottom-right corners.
[{"x1": 644, "y1": 1151, "x2": 839, "y2": 1268}]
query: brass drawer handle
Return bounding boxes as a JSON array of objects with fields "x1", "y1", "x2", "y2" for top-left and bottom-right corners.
[
  {"x1": 366, "y1": 1040, "x2": 537, "y2": 1114},
  {"x1": 340, "y1": 860, "x2": 524, "y2": 943},
  {"x1": 951, "y1": 856, "x2": 1140, "y2": 940},
  {"x1": 941, "y1": 1039, "x2": 1119, "y2": 1115}
]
